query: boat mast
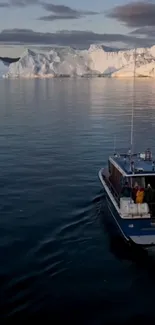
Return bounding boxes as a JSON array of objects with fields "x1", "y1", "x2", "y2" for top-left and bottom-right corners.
[{"x1": 130, "y1": 47, "x2": 136, "y2": 155}]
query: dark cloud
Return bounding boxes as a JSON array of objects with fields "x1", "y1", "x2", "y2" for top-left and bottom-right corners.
[
  {"x1": 0, "y1": 0, "x2": 98, "y2": 22},
  {"x1": 2, "y1": 28, "x2": 35, "y2": 33},
  {"x1": 0, "y1": 28, "x2": 153, "y2": 48},
  {"x1": 0, "y1": 2, "x2": 10, "y2": 7},
  {"x1": 39, "y1": 3, "x2": 98, "y2": 21},
  {"x1": 106, "y1": 1, "x2": 155, "y2": 27},
  {"x1": 131, "y1": 26, "x2": 155, "y2": 36},
  {"x1": 42, "y1": 3, "x2": 80, "y2": 14},
  {"x1": 0, "y1": 0, "x2": 38, "y2": 6},
  {"x1": 39, "y1": 14, "x2": 81, "y2": 21},
  {"x1": 42, "y1": 3, "x2": 97, "y2": 15},
  {"x1": 10, "y1": 0, "x2": 38, "y2": 5},
  {"x1": 0, "y1": 0, "x2": 99, "y2": 19}
]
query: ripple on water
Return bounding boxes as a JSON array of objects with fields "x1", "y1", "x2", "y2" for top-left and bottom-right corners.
[{"x1": 1, "y1": 79, "x2": 155, "y2": 323}]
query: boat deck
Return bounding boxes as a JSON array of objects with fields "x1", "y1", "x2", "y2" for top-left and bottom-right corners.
[{"x1": 111, "y1": 154, "x2": 155, "y2": 176}]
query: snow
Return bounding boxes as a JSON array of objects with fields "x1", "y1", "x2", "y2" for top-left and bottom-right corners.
[{"x1": 3, "y1": 44, "x2": 155, "y2": 78}]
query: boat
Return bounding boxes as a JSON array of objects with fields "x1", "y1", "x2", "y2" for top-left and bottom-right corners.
[
  {"x1": 98, "y1": 49, "x2": 155, "y2": 249},
  {"x1": 99, "y1": 150, "x2": 155, "y2": 248}
]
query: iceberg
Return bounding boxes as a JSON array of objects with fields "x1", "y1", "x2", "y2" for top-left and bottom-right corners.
[
  {"x1": 3, "y1": 44, "x2": 155, "y2": 78},
  {"x1": 4, "y1": 47, "x2": 91, "y2": 78}
]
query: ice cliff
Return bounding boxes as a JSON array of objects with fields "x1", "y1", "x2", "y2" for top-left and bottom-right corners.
[{"x1": 3, "y1": 44, "x2": 155, "y2": 78}]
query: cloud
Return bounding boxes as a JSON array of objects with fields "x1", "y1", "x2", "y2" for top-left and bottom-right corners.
[
  {"x1": 0, "y1": 0, "x2": 99, "y2": 20},
  {"x1": 131, "y1": 25, "x2": 155, "y2": 36},
  {"x1": 42, "y1": 3, "x2": 97, "y2": 15},
  {"x1": 0, "y1": 0, "x2": 39, "y2": 6},
  {"x1": 106, "y1": 1, "x2": 155, "y2": 27},
  {"x1": 42, "y1": 3, "x2": 81, "y2": 14},
  {"x1": 39, "y1": 3, "x2": 98, "y2": 21},
  {"x1": 39, "y1": 14, "x2": 81, "y2": 21},
  {"x1": 0, "y1": 28, "x2": 153, "y2": 48},
  {"x1": 0, "y1": 2, "x2": 10, "y2": 7},
  {"x1": 0, "y1": 1, "x2": 99, "y2": 20},
  {"x1": 10, "y1": 0, "x2": 38, "y2": 5}
]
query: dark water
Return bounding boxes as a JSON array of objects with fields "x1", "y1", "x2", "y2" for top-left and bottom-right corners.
[{"x1": 0, "y1": 78, "x2": 155, "y2": 324}]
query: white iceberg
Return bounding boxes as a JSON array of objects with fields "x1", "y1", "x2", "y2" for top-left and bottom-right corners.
[
  {"x1": 4, "y1": 47, "x2": 91, "y2": 78},
  {"x1": 3, "y1": 44, "x2": 155, "y2": 78}
]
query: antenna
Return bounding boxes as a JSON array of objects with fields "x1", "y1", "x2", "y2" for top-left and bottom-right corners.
[
  {"x1": 130, "y1": 48, "x2": 136, "y2": 193},
  {"x1": 113, "y1": 135, "x2": 116, "y2": 154},
  {"x1": 130, "y1": 47, "x2": 136, "y2": 155}
]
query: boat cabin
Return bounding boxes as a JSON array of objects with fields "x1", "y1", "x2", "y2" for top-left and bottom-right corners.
[{"x1": 107, "y1": 149, "x2": 155, "y2": 219}]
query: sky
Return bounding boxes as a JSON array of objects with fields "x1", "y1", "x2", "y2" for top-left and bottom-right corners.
[{"x1": 0, "y1": 0, "x2": 155, "y2": 55}]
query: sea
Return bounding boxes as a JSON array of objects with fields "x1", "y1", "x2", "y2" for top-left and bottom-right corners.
[{"x1": 0, "y1": 77, "x2": 155, "y2": 324}]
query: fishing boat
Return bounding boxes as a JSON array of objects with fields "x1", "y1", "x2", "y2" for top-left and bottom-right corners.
[
  {"x1": 99, "y1": 49, "x2": 155, "y2": 249},
  {"x1": 99, "y1": 150, "x2": 155, "y2": 248}
]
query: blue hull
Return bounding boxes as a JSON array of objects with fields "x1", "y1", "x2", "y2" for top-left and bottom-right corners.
[{"x1": 106, "y1": 196, "x2": 130, "y2": 243}]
